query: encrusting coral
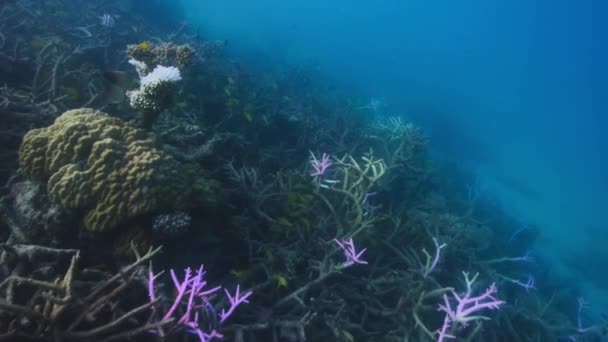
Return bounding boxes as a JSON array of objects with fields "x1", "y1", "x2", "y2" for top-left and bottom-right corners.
[{"x1": 18, "y1": 108, "x2": 216, "y2": 232}]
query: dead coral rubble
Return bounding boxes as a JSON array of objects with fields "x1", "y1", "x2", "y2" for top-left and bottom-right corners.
[{"x1": 0, "y1": 243, "x2": 169, "y2": 341}]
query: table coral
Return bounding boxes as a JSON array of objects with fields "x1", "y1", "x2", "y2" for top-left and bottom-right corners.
[{"x1": 18, "y1": 108, "x2": 215, "y2": 232}]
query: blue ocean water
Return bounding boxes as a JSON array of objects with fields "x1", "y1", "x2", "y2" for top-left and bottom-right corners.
[{"x1": 183, "y1": 0, "x2": 608, "y2": 314}]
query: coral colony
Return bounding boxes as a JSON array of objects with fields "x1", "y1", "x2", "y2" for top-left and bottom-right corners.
[
  {"x1": 334, "y1": 238, "x2": 368, "y2": 267},
  {"x1": 148, "y1": 266, "x2": 252, "y2": 342},
  {"x1": 310, "y1": 151, "x2": 338, "y2": 188},
  {"x1": 310, "y1": 152, "x2": 333, "y2": 179},
  {"x1": 126, "y1": 65, "x2": 183, "y2": 123},
  {"x1": 436, "y1": 273, "x2": 505, "y2": 342}
]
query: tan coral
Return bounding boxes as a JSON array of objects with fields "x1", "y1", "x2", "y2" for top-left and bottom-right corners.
[
  {"x1": 18, "y1": 108, "x2": 214, "y2": 232},
  {"x1": 126, "y1": 42, "x2": 195, "y2": 71}
]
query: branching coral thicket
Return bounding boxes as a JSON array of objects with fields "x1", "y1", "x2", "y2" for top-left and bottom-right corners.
[
  {"x1": 18, "y1": 108, "x2": 215, "y2": 232},
  {"x1": 322, "y1": 152, "x2": 386, "y2": 234}
]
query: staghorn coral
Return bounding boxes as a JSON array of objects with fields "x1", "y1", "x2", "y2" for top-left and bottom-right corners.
[{"x1": 18, "y1": 108, "x2": 216, "y2": 233}]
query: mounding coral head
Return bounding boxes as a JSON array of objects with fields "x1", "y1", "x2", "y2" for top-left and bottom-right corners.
[{"x1": 18, "y1": 108, "x2": 217, "y2": 232}]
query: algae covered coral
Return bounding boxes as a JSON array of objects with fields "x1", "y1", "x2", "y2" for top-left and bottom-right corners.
[{"x1": 18, "y1": 108, "x2": 215, "y2": 232}]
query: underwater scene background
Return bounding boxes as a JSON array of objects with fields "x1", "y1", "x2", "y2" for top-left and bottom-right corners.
[{"x1": 0, "y1": 0, "x2": 606, "y2": 341}]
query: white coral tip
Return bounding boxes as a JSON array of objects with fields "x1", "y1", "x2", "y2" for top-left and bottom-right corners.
[{"x1": 140, "y1": 65, "x2": 182, "y2": 87}]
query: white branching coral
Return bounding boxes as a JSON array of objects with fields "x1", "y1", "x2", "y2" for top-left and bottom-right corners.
[
  {"x1": 126, "y1": 63, "x2": 183, "y2": 126},
  {"x1": 140, "y1": 65, "x2": 182, "y2": 86},
  {"x1": 128, "y1": 58, "x2": 148, "y2": 78}
]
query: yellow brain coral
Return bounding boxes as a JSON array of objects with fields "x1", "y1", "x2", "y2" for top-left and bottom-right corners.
[{"x1": 19, "y1": 108, "x2": 213, "y2": 232}]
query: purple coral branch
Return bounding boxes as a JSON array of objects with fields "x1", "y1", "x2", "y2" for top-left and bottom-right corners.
[
  {"x1": 334, "y1": 238, "x2": 368, "y2": 267},
  {"x1": 162, "y1": 268, "x2": 194, "y2": 321},
  {"x1": 310, "y1": 152, "x2": 340, "y2": 188},
  {"x1": 148, "y1": 265, "x2": 252, "y2": 342},
  {"x1": 445, "y1": 282, "x2": 503, "y2": 323},
  {"x1": 220, "y1": 285, "x2": 253, "y2": 323},
  {"x1": 148, "y1": 270, "x2": 163, "y2": 302},
  {"x1": 436, "y1": 273, "x2": 505, "y2": 341},
  {"x1": 436, "y1": 315, "x2": 456, "y2": 342},
  {"x1": 179, "y1": 266, "x2": 206, "y2": 324},
  {"x1": 310, "y1": 152, "x2": 332, "y2": 179}
]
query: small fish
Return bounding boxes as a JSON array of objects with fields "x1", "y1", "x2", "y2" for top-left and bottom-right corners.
[
  {"x1": 99, "y1": 14, "x2": 115, "y2": 28},
  {"x1": 100, "y1": 71, "x2": 135, "y2": 104}
]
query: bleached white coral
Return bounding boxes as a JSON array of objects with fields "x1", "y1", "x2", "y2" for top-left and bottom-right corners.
[
  {"x1": 124, "y1": 62, "x2": 183, "y2": 124},
  {"x1": 140, "y1": 65, "x2": 182, "y2": 87},
  {"x1": 128, "y1": 58, "x2": 148, "y2": 77}
]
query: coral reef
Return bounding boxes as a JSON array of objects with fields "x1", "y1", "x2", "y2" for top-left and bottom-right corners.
[
  {"x1": 1, "y1": 1, "x2": 604, "y2": 341},
  {"x1": 18, "y1": 108, "x2": 216, "y2": 233}
]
